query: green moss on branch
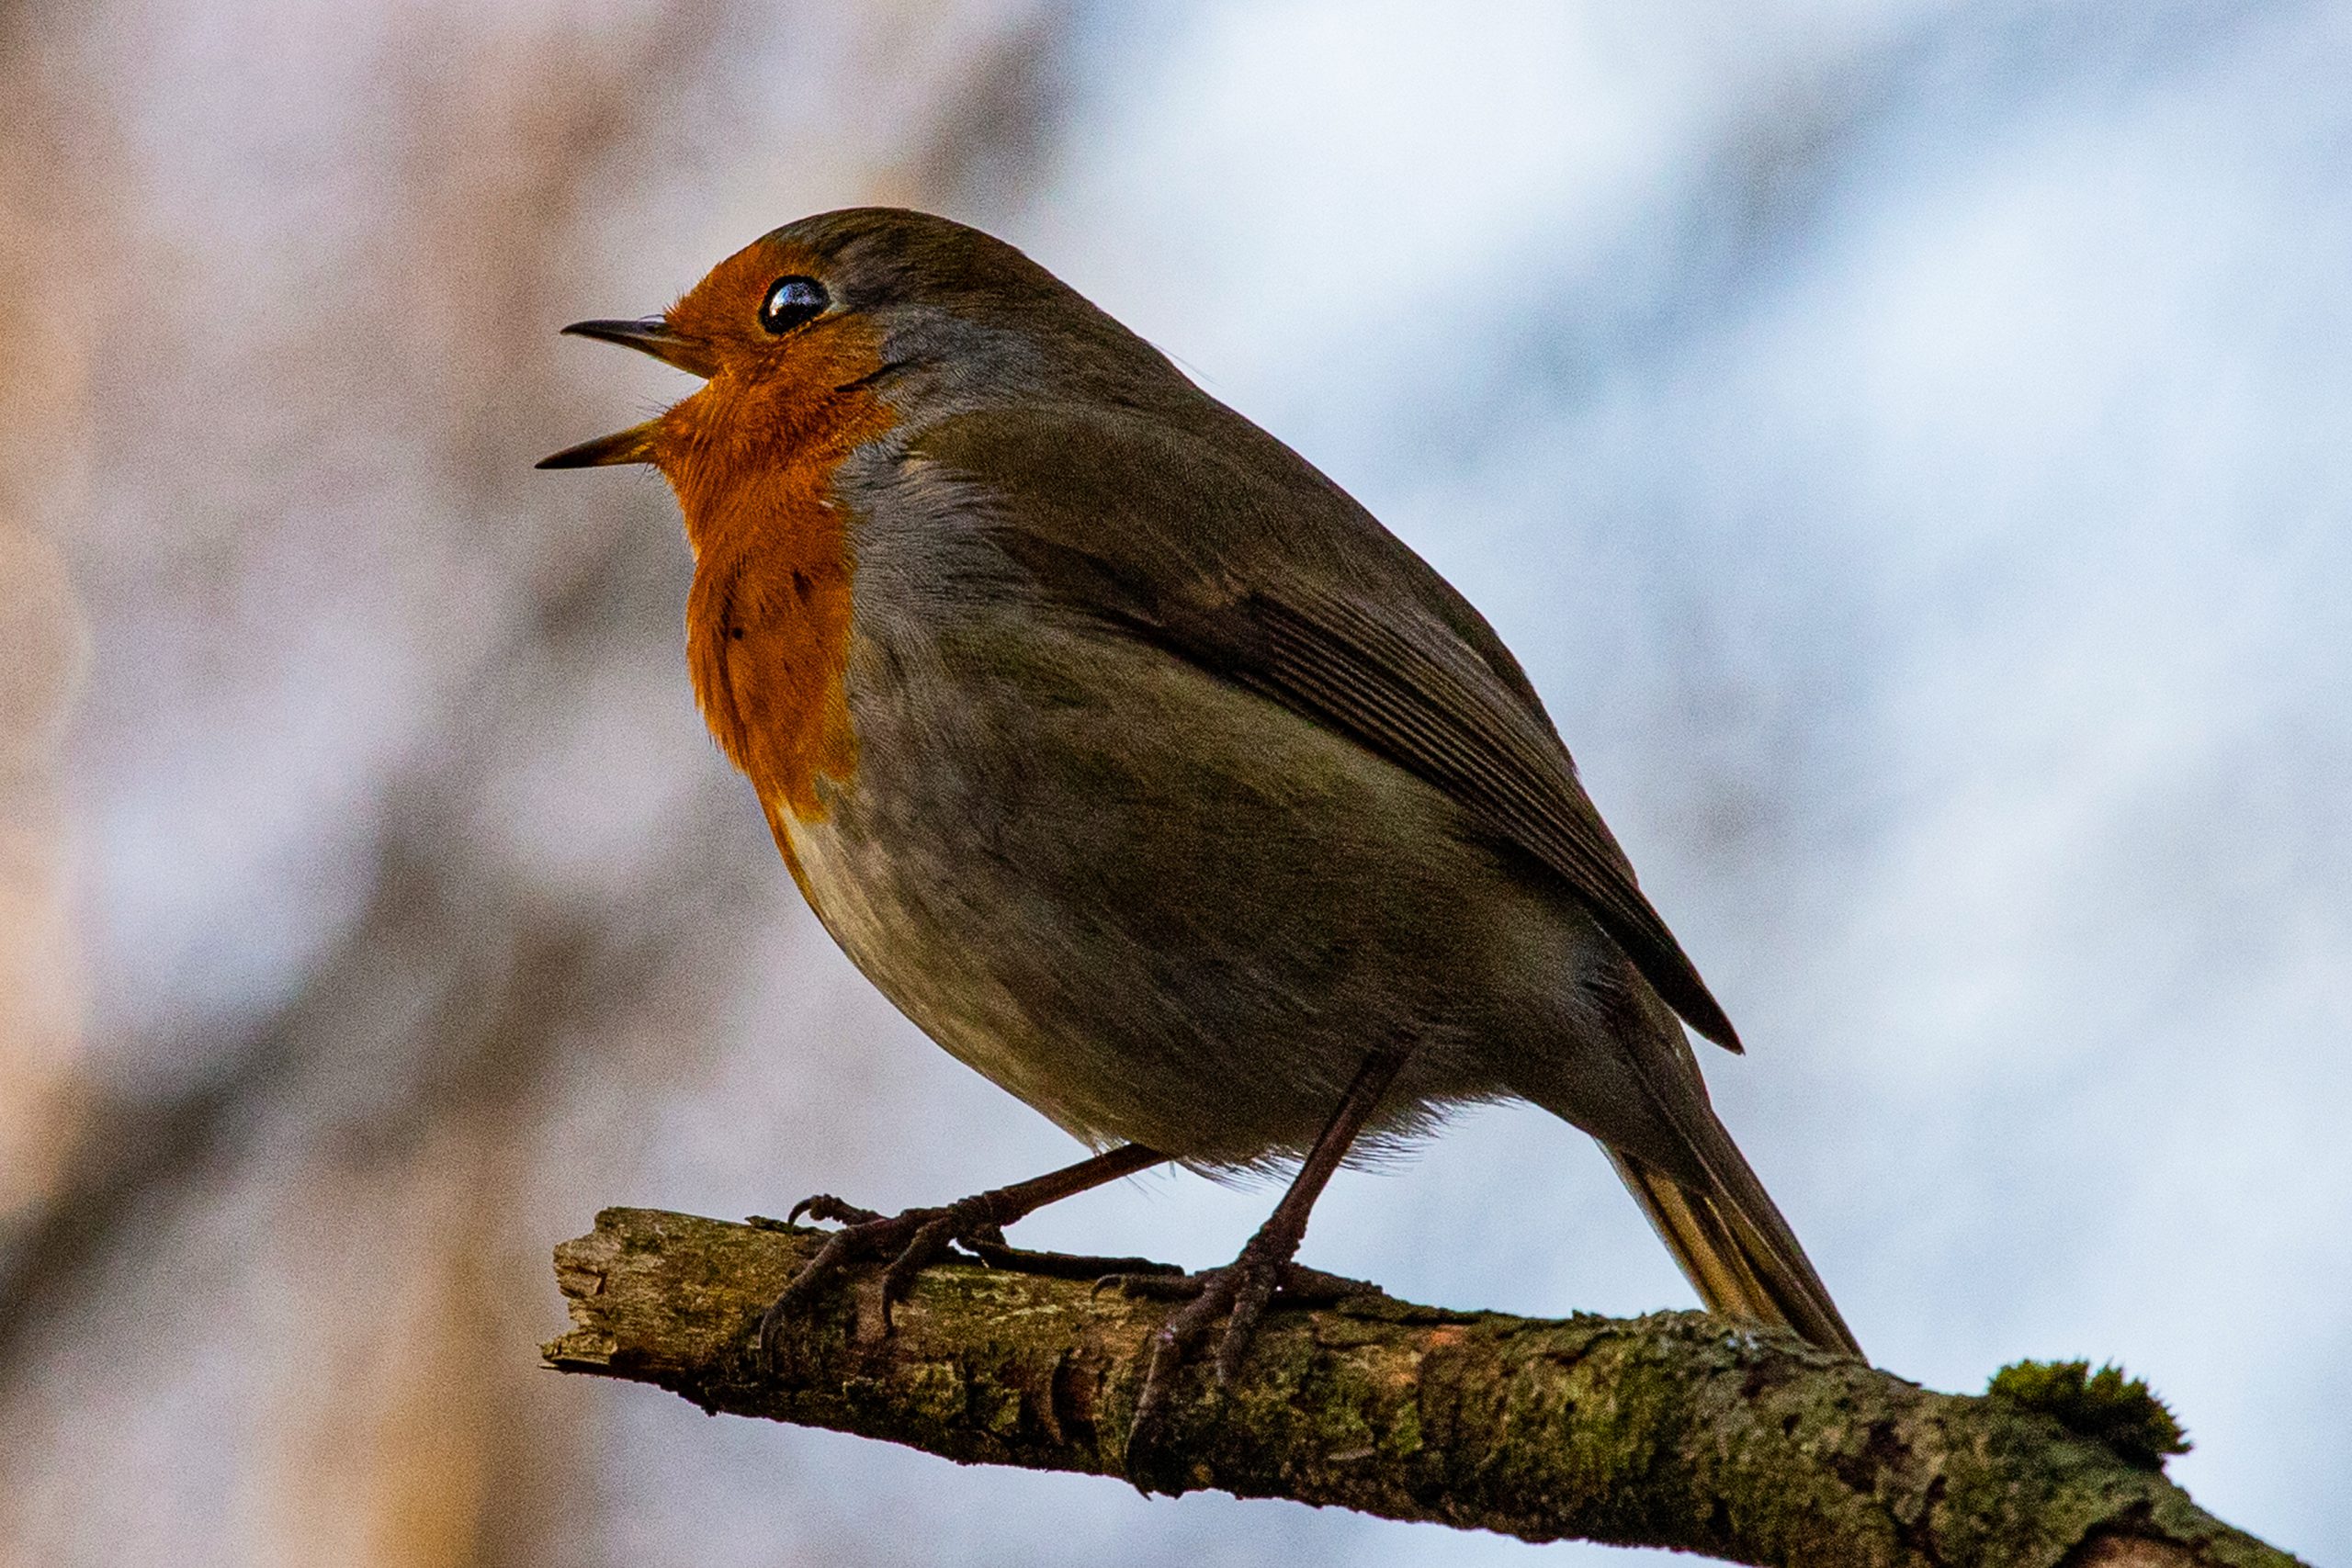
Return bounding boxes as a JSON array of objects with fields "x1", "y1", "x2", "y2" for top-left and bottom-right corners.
[
  {"x1": 545, "y1": 1207, "x2": 2302, "y2": 1568},
  {"x1": 1987, "y1": 1359, "x2": 2191, "y2": 1472}
]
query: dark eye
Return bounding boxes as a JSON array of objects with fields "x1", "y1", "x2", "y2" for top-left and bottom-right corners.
[{"x1": 759, "y1": 276, "x2": 828, "y2": 334}]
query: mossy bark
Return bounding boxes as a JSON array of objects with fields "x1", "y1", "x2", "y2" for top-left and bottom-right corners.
[{"x1": 545, "y1": 1207, "x2": 2301, "y2": 1568}]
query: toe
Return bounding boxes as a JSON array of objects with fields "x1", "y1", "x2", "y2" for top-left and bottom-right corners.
[
  {"x1": 1213, "y1": 1265, "x2": 1283, "y2": 1387},
  {"x1": 1096, "y1": 1268, "x2": 1214, "y2": 1301},
  {"x1": 971, "y1": 1238, "x2": 1185, "y2": 1280},
  {"x1": 1274, "y1": 1262, "x2": 1384, "y2": 1305},
  {"x1": 877, "y1": 1213, "x2": 959, "y2": 1306}
]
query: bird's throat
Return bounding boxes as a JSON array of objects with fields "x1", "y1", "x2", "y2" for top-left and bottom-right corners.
[{"x1": 661, "y1": 330, "x2": 898, "y2": 826}]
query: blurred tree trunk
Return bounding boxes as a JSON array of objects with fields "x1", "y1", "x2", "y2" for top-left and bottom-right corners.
[{"x1": 0, "y1": 0, "x2": 96, "y2": 1233}]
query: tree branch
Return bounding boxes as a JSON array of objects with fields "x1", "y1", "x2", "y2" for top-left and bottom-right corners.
[{"x1": 545, "y1": 1208, "x2": 2302, "y2": 1568}]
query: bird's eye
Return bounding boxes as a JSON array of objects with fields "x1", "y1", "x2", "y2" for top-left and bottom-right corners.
[{"x1": 759, "y1": 276, "x2": 828, "y2": 335}]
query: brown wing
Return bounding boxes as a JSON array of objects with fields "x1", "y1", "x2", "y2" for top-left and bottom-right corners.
[{"x1": 908, "y1": 404, "x2": 1743, "y2": 1051}]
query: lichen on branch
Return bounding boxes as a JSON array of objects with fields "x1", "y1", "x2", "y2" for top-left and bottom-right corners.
[{"x1": 545, "y1": 1207, "x2": 2303, "y2": 1568}]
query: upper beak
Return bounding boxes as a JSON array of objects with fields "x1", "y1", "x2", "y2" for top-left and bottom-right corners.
[
  {"x1": 537, "y1": 316, "x2": 714, "y2": 470},
  {"x1": 557, "y1": 316, "x2": 717, "y2": 376}
]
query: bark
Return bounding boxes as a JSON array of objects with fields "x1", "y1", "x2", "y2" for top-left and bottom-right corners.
[{"x1": 545, "y1": 1207, "x2": 2303, "y2": 1568}]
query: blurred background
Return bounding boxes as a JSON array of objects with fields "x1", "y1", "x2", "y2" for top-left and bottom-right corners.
[{"x1": 3, "y1": 0, "x2": 2346, "y2": 1562}]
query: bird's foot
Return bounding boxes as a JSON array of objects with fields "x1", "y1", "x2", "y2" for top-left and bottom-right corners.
[
  {"x1": 749, "y1": 1191, "x2": 1190, "y2": 1365},
  {"x1": 1106, "y1": 1237, "x2": 1382, "y2": 1486},
  {"x1": 752, "y1": 1191, "x2": 999, "y2": 1360}
]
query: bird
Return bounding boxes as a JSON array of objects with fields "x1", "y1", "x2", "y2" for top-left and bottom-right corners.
[{"x1": 540, "y1": 207, "x2": 1860, "y2": 1462}]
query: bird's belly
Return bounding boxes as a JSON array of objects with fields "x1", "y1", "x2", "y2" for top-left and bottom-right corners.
[
  {"x1": 765, "y1": 617, "x2": 1612, "y2": 1168},
  {"x1": 777, "y1": 806, "x2": 1111, "y2": 1136}
]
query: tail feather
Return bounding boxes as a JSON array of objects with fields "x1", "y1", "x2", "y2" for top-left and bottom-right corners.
[
  {"x1": 1532, "y1": 958, "x2": 1861, "y2": 1356},
  {"x1": 1608, "y1": 1145, "x2": 1862, "y2": 1358}
]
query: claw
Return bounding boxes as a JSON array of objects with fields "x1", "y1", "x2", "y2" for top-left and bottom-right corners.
[{"x1": 787, "y1": 1193, "x2": 883, "y2": 1228}]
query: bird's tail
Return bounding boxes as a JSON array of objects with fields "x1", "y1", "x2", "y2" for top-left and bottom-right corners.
[{"x1": 1605, "y1": 1135, "x2": 1862, "y2": 1358}]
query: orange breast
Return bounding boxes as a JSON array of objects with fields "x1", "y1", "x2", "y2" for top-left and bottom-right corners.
[{"x1": 658, "y1": 318, "x2": 898, "y2": 826}]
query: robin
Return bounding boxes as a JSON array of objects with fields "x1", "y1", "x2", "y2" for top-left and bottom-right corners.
[{"x1": 541, "y1": 207, "x2": 1860, "y2": 1464}]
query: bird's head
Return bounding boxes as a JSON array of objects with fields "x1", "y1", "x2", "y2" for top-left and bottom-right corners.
[{"x1": 538, "y1": 208, "x2": 1182, "y2": 502}]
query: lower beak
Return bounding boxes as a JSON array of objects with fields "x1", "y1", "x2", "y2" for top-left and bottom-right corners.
[
  {"x1": 538, "y1": 315, "x2": 713, "y2": 470},
  {"x1": 537, "y1": 420, "x2": 660, "y2": 469}
]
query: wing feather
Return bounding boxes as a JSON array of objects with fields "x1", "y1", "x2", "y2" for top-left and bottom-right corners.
[{"x1": 907, "y1": 406, "x2": 1742, "y2": 1050}]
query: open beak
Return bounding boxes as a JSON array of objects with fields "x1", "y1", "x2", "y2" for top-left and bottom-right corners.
[{"x1": 537, "y1": 316, "x2": 714, "y2": 469}]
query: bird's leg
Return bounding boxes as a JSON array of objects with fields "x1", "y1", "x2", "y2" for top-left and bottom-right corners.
[
  {"x1": 1116, "y1": 1045, "x2": 1411, "y2": 1481},
  {"x1": 754, "y1": 1142, "x2": 1169, "y2": 1363}
]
